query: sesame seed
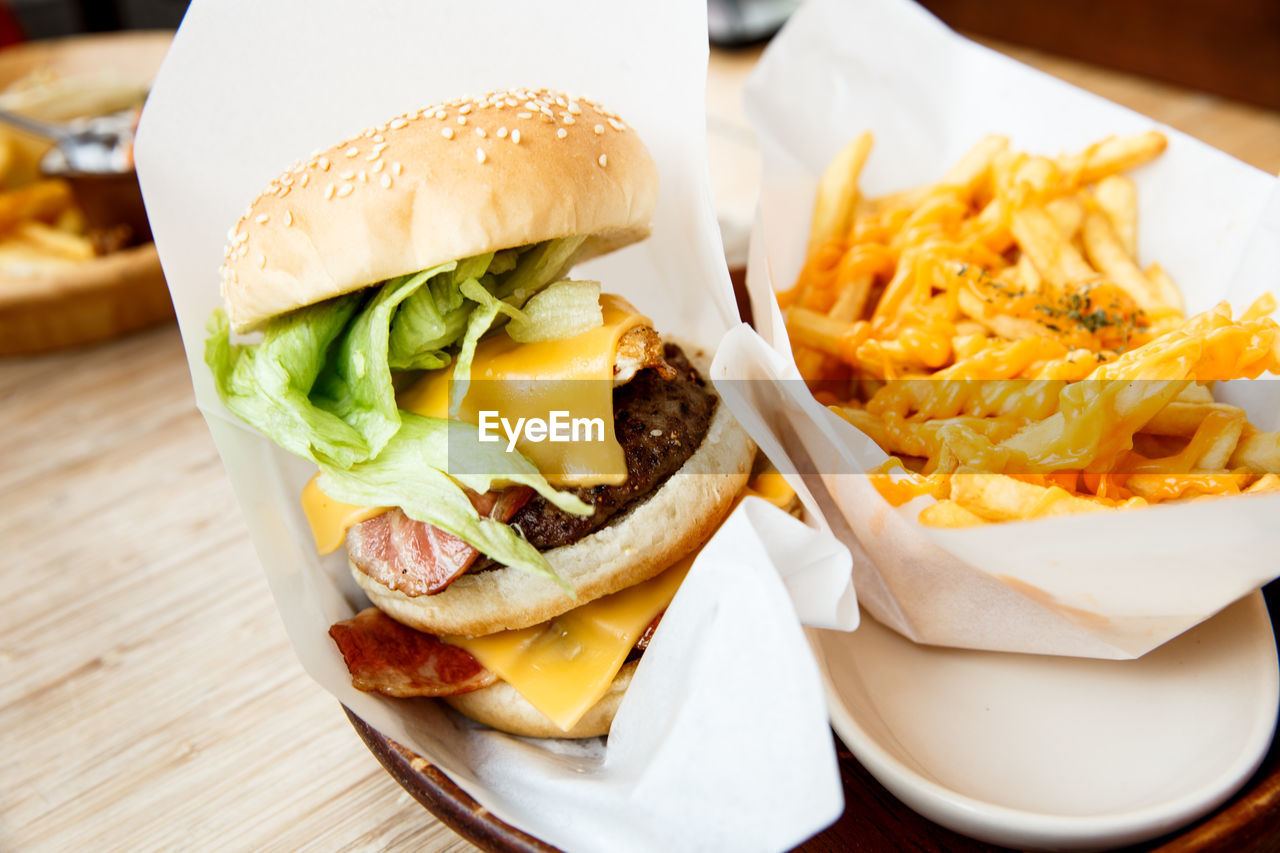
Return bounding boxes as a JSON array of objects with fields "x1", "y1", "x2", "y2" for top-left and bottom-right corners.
[
  {"x1": 441, "y1": 127, "x2": 454, "y2": 139},
  {"x1": 339, "y1": 170, "x2": 355, "y2": 180},
  {"x1": 299, "y1": 173, "x2": 310, "y2": 187},
  {"x1": 563, "y1": 116, "x2": 575, "y2": 125},
  {"x1": 226, "y1": 227, "x2": 237, "y2": 241},
  {"x1": 457, "y1": 115, "x2": 467, "y2": 125},
  {"x1": 258, "y1": 254, "x2": 266, "y2": 269},
  {"x1": 392, "y1": 162, "x2": 403, "y2": 176},
  {"x1": 324, "y1": 185, "x2": 335, "y2": 200},
  {"x1": 389, "y1": 117, "x2": 408, "y2": 129},
  {"x1": 506, "y1": 98, "x2": 518, "y2": 107},
  {"x1": 373, "y1": 134, "x2": 384, "y2": 143},
  {"x1": 475, "y1": 147, "x2": 486, "y2": 164},
  {"x1": 256, "y1": 214, "x2": 269, "y2": 224},
  {"x1": 609, "y1": 118, "x2": 626, "y2": 131},
  {"x1": 373, "y1": 142, "x2": 388, "y2": 153},
  {"x1": 496, "y1": 127, "x2": 508, "y2": 138},
  {"x1": 650, "y1": 429, "x2": 662, "y2": 436},
  {"x1": 234, "y1": 232, "x2": 248, "y2": 245},
  {"x1": 594, "y1": 124, "x2": 604, "y2": 134},
  {"x1": 345, "y1": 146, "x2": 359, "y2": 157},
  {"x1": 568, "y1": 102, "x2": 581, "y2": 115},
  {"x1": 459, "y1": 104, "x2": 472, "y2": 115},
  {"x1": 434, "y1": 109, "x2": 446, "y2": 119},
  {"x1": 380, "y1": 174, "x2": 392, "y2": 188},
  {"x1": 365, "y1": 151, "x2": 380, "y2": 161},
  {"x1": 372, "y1": 160, "x2": 385, "y2": 173},
  {"x1": 317, "y1": 157, "x2": 331, "y2": 171},
  {"x1": 511, "y1": 129, "x2": 521, "y2": 144},
  {"x1": 557, "y1": 128, "x2": 567, "y2": 139},
  {"x1": 525, "y1": 101, "x2": 537, "y2": 110},
  {"x1": 517, "y1": 111, "x2": 532, "y2": 119},
  {"x1": 337, "y1": 183, "x2": 354, "y2": 198},
  {"x1": 284, "y1": 210, "x2": 293, "y2": 226},
  {"x1": 598, "y1": 154, "x2": 607, "y2": 167},
  {"x1": 358, "y1": 171, "x2": 368, "y2": 182},
  {"x1": 475, "y1": 127, "x2": 487, "y2": 138}
]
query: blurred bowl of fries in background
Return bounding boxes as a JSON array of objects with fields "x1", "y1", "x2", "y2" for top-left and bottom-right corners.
[
  {"x1": 727, "y1": 0, "x2": 1280, "y2": 659},
  {"x1": 0, "y1": 31, "x2": 172, "y2": 355}
]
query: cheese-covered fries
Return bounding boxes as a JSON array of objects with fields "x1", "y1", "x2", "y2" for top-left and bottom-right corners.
[{"x1": 781, "y1": 132, "x2": 1280, "y2": 526}]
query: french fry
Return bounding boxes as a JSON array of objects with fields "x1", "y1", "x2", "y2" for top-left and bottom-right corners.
[
  {"x1": 957, "y1": 288, "x2": 1046, "y2": 341},
  {"x1": 0, "y1": 179, "x2": 75, "y2": 233},
  {"x1": 1063, "y1": 132, "x2": 1167, "y2": 186},
  {"x1": 941, "y1": 134, "x2": 1009, "y2": 196},
  {"x1": 1010, "y1": 204, "x2": 1095, "y2": 287},
  {"x1": 1093, "y1": 175, "x2": 1138, "y2": 257},
  {"x1": 830, "y1": 274, "x2": 872, "y2": 322},
  {"x1": 1189, "y1": 409, "x2": 1245, "y2": 470},
  {"x1": 786, "y1": 305, "x2": 848, "y2": 356},
  {"x1": 14, "y1": 221, "x2": 95, "y2": 260},
  {"x1": 0, "y1": 241, "x2": 82, "y2": 275},
  {"x1": 918, "y1": 499, "x2": 988, "y2": 527},
  {"x1": 1126, "y1": 473, "x2": 1246, "y2": 500},
  {"x1": 1229, "y1": 429, "x2": 1280, "y2": 473},
  {"x1": 951, "y1": 470, "x2": 1107, "y2": 521},
  {"x1": 1045, "y1": 195, "x2": 1085, "y2": 240},
  {"x1": 1081, "y1": 211, "x2": 1163, "y2": 312},
  {"x1": 1144, "y1": 401, "x2": 1244, "y2": 436},
  {"x1": 1245, "y1": 473, "x2": 1280, "y2": 493},
  {"x1": 808, "y1": 131, "x2": 874, "y2": 257},
  {"x1": 1241, "y1": 293, "x2": 1277, "y2": 322},
  {"x1": 1174, "y1": 382, "x2": 1214, "y2": 404},
  {"x1": 1015, "y1": 252, "x2": 1042, "y2": 294}
]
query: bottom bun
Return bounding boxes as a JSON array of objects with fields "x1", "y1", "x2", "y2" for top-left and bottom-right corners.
[{"x1": 444, "y1": 660, "x2": 637, "y2": 738}]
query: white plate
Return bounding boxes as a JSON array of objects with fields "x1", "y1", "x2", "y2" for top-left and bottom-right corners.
[{"x1": 809, "y1": 591, "x2": 1279, "y2": 850}]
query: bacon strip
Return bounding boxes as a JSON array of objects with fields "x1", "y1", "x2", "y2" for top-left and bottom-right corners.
[
  {"x1": 329, "y1": 607, "x2": 497, "y2": 697},
  {"x1": 346, "y1": 486, "x2": 533, "y2": 596}
]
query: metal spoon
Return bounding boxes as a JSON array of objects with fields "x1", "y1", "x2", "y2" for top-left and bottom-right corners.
[{"x1": 0, "y1": 106, "x2": 137, "y2": 175}]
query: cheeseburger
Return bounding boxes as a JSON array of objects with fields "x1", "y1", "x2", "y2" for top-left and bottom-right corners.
[{"x1": 205, "y1": 88, "x2": 755, "y2": 737}]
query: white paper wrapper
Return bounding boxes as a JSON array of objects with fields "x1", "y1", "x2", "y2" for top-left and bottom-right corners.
[
  {"x1": 722, "y1": 0, "x2": 1280, "y2": 659},
  {"x1": 134, "y1": 1, "x2": 849, "y2": 849}
]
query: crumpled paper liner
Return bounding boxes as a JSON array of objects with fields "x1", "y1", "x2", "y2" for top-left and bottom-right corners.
[
  {"x1": 134, "y1": 0, "x2": 852, "y2": 849},
  {"x1": 717, "y1": 0, "x2": 1280, "y2": 659}
]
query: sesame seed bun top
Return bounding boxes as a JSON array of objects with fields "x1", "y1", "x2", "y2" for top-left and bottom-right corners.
[{"x1": 219, "y1": 88, "x2": 659, "y2": 332}]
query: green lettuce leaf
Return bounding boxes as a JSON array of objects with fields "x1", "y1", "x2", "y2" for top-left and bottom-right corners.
[
  {"x1": 448, "y1": 277, "x2": 527, "y2": 415},
  {"x1": 311, "y1": 259, "x2": 460, "y2": 459},
  {"x1": 387, "y1": 253, "x2": 494, "y2": 370},
  {"x1": 205, "y1": 236, "x2": 597, "y2": 585},
  {"x1": 506, "y1": 280, "x2": 603, "y2": 343},
  {"x1": 205, "y1": 296, "x2": 371, "y2": 468}
]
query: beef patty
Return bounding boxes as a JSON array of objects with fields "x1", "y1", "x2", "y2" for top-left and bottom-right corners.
[{"x1": 509, "y1": 343, "x2": 717, "y2": 550}]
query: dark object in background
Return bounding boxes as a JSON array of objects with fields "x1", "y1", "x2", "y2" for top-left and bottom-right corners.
[
  {"x1": 7, "y1": 0, "x2": 189, "y2": 38},
  {"x1": 917, "y1": 0, "x2": 1280, "y2": 111},
  {"x1": 708, "y1": 0, "x2": 799, "y2": 47}
]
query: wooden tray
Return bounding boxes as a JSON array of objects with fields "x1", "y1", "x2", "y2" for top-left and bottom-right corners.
[{"x1": 0, "y1": 32, "x2": 173, "y2": 355}]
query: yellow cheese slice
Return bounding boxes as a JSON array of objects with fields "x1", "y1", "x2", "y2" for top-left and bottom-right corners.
[
  {"x1": 300, "y1": 475, "x2": 387, "y2": 555},
  {"x1": 445, "y1": 554, "x2": 695, "y2": 732},
  {"x1": 398, "y1": 293, "x2": 650, "y2": 488}
]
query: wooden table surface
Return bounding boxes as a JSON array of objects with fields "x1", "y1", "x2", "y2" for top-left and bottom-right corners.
[{"x1": 4, "y1": 39, "x2": 1279, "y2": 853}]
